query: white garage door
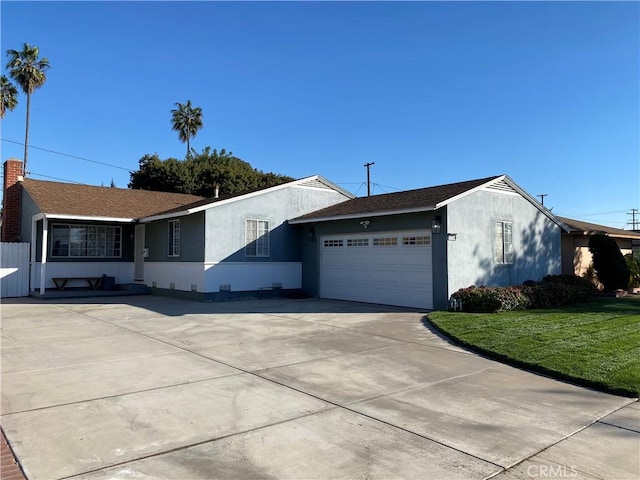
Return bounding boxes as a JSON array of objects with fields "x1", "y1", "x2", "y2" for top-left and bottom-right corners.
[{"x1": 319, "y1": 231, "x2": 433, "y2": 309}]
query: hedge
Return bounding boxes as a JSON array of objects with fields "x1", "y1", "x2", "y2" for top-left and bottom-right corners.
[{"x1": 450, "y1": 275, "x2": 595, "y2": 313}]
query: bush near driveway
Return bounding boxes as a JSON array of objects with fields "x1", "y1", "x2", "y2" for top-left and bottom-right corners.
[
  {"x1": 450, "y1": 275, "x2": 595, "y2": 313},
  {"x1": 589, "y1": 233, "x2": 630, "y2": 291},
  {"x1": 428, "y1": 296, "x2": 640, "y2": 397}
]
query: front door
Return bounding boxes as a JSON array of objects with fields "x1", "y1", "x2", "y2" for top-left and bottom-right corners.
[{"x1": 134, "y1": 224, "x2": 145, "y2": 281}]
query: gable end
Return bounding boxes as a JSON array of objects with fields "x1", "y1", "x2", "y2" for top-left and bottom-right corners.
[
  {"x1": 296, "y1": 178, "x2": 336, "y2": 191},
  {"x1": 483, "y1": 179, "x2": 519, "y2": 195}
]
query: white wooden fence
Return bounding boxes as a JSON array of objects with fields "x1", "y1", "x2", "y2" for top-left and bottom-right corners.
[{"x1": 1, "y1": 242, "x2": 30, "y2": 298}]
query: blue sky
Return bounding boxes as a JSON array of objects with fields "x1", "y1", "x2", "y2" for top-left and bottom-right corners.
[{"x1": 1, "y1": 1, "x2": 638, "y2": 228}]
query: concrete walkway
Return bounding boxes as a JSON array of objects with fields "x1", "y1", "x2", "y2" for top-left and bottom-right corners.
[{"x1": 1, "y1": 296, "x2": 637, "y2": 479}]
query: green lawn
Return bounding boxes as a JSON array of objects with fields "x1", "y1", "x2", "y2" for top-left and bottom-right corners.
[{"x1": 427, "y1": 296, "x2": 640, "y2": 397}]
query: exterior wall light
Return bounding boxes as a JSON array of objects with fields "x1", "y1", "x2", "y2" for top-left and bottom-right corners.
[
  {"x1": 431, "y1": 216, "x2": 442, "y2": 234},
  {"x1": 448, "y1": 233, "x2": 457, "y2": 241}
]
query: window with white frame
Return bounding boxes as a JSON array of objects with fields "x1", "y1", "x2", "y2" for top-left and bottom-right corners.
[
  {"x1": 168, "y1": 219, "x2": 180, "y2": 257},
  {"x1": 245, "y1": 219, "x2": 270, "y2": 257},
  {"x1": 51, "y1": 224, "x2": 122, "y2": 258},
  {"x1": 495, "y1": 221, "x2": 514, "y2": 264}
]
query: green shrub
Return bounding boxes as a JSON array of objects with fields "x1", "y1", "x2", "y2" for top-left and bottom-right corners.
[
  {"x1": 625, "y1": 254, "x2": 640, "y2": 289},
  {"x1": 450, "y1": 275, "x2": 594, "y2": 313},
  {"x1": 588, "y1": 233, "x2": 630, "y2": 291},
  {"x1": 450, "y1": 286, "x2": 528, "y2": 313}
]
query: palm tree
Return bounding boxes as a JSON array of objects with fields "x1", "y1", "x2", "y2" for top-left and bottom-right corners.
[
  {"x1": 0, "y1": 75, "x2": 18, "y2": 119},
  {"x1": 171, "y1": 100, "x2": 203, "y2": 156},
  {"x1": 6, "y1": 43, "x2": 50, "y2": 176}
]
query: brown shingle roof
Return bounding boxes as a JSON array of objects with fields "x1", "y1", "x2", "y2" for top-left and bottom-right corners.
[
  {"x1": 22, "y1": 179, "x2": 207, "y2": 219},
  {"x1": 292, "y1": 176, "x2": 501, "y2": 222},
  {"x1": 557, "y1": 216, "x2": 640, "y2": 239}
]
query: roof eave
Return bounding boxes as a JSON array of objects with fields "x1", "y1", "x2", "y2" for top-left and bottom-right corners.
[
  {"x1": 436, "y1": 175, "x2": 571, "y2": 233},
  {"x1": 42, "y1": 213, "x2": 136, "y2": 223},
  {"x1": 497, "y1": 176, "x2": 571, "y2": 232}
]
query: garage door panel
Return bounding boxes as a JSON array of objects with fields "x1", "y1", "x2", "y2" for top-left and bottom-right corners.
[
  {"x1": 369, "y1": 251, "x2": 400, "y2": 265},
  {"x1": 320, "y1": 231, "x2": 433, "y2": 309}
]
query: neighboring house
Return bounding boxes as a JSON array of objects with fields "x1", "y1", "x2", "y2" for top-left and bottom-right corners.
[
  {"x1": 291, "y1": 175, "x2": 568, "y2": 310},
  {"x1": 2, "y1": 159, "x2": 352, "y2": 299},
  {"x1": 558, "y1": 216, "x2": 640, "y2": 276}
]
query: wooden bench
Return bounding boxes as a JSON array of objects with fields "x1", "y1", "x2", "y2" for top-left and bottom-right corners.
[{"x1": 52, "y1": 277, "x2": 103, "y2": 291}]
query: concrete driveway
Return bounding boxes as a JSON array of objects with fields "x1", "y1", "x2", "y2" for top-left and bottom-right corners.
[{"x1": 1, "y1": 296, "x2": 638, "y2": 480}]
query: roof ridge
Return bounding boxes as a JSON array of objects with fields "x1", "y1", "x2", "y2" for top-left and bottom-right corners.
[{"x1": 357, "y1": 175, "x2": 503, "y2": 198}]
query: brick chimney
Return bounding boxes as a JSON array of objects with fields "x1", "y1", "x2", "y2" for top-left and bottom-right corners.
[{"x1": 2, "y1": 159, "x2": 24, "y2": 242}]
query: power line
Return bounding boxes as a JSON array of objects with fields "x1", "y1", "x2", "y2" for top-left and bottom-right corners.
[
  {"x1": 26, "y1": 171, "x2": 82, "y2": 184},
  {"x1": 374, "y1": 183, "x2": 404, "y2": 192},
  {"x1": 1, "y1": 138, "x2": 133, "y2": 172},
  {"x1": 353, "y1": 182, "x2": 366, "y2": 197}
]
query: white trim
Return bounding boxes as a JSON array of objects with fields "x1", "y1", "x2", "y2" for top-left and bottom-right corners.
[
  {"x1": 292, "y1": 175, "x2": 569, "y2": 232},
  {"x1": 288, "y1": 206, "x2": 436, "y2": 224},
  {"x1": 244, "y1": 218, "x2": 270, "y2": 258},
  {"x1": 39, "y1": 218, "x2": 48, "y2": 296},
  {"x1": 140, "y1": 175, "x2": 354, "y2": 222},
  {"x1": 167, "y1": 219, "x2": 181, "y2": 257},
  {"x1": 434, "y1": 175, "x2": 507, "y2": 209},
  {"x1": 41, "y1": 213, "x2": 136, "y2": 223},
  {"x1": 30, "y1": 217, "x2": 37, "y2": 292},
  {"x1": 436, "y1": 175, "x2": 569, "y2": 232}
]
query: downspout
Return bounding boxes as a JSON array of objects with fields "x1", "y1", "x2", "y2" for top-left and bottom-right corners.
[{"x1": 39, "y1": 216, "x2": 48, "y2": 296}]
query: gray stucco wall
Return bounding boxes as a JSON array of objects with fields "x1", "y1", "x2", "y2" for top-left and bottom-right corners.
[
  {"x1": 20, "y1": 189, "x2": 41, "y2": 244},
  {"x1": 446, "y1": 190, "x2": 561, "y2": 297},
  {"x1": 298, "y1": 211, "x2": 448, "y2": 306},
  {"x1": 145, "y1": 211, "x2": 205, "y2": 262},
  {"x1": 204, "y1": 185, "x2": 350, "y2": 263}
]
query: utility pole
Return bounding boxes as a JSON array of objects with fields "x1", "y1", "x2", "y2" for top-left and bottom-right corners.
[
  {"x1": 628, "y1": 208, "x2": 640, "y2": 230},
  {"x1": 537, "y1": 194, "x2": 547, "y2": 206},
  {"x1": 364, "y1": 162, "x2": 375, "y2": 196}
]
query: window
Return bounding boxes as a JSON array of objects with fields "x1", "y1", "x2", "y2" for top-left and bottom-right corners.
[
  {"x1": 347, "y1": 238, "x2": 368, "y2": 247},
  {"x1": 373, "y1": 237, "x2": 398, "y2": 246},
  {"x1": 323, "y1": 239, "x2": 343, "y2": 247},
  {"x1": 245, "y1": 219, "x2": 269, "y2": 257},
  {"x1": 168, "y1": 220, "x2": 180, "y2": 257},
  {"x1": 51, "y1": 224, "x2": 121, "y2": 258},
  {"x1": 402, "y1": 236, "x2": 430, "y2": 245},
  {"x1": 495, "y1": 221, "x2": 514, "y2": 264}
]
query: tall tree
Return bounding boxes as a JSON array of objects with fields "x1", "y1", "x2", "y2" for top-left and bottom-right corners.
[
  {"x1": 129, "y1": 148, "x2": 294, "y2": 196},
  {"x1": 171, "y1": 100, "x2": 203, "y2": 157},
  {"x1": 0, "y1": 75, "x2": 18, "y2": 119},
  {"x1": 588, "y1": 233, "x2": 630, "y2": 291},
  {"x1": 6, "y1": 43, "x2": 50, "y2": 176}
]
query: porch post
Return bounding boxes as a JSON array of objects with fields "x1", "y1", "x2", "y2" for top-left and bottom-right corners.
[
  {"x1": 30, "y1": 216, "x2": 37, "y2": 292},
  {"x1": 39, "y1": 217, "x2": 48, "y2": 296}
]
